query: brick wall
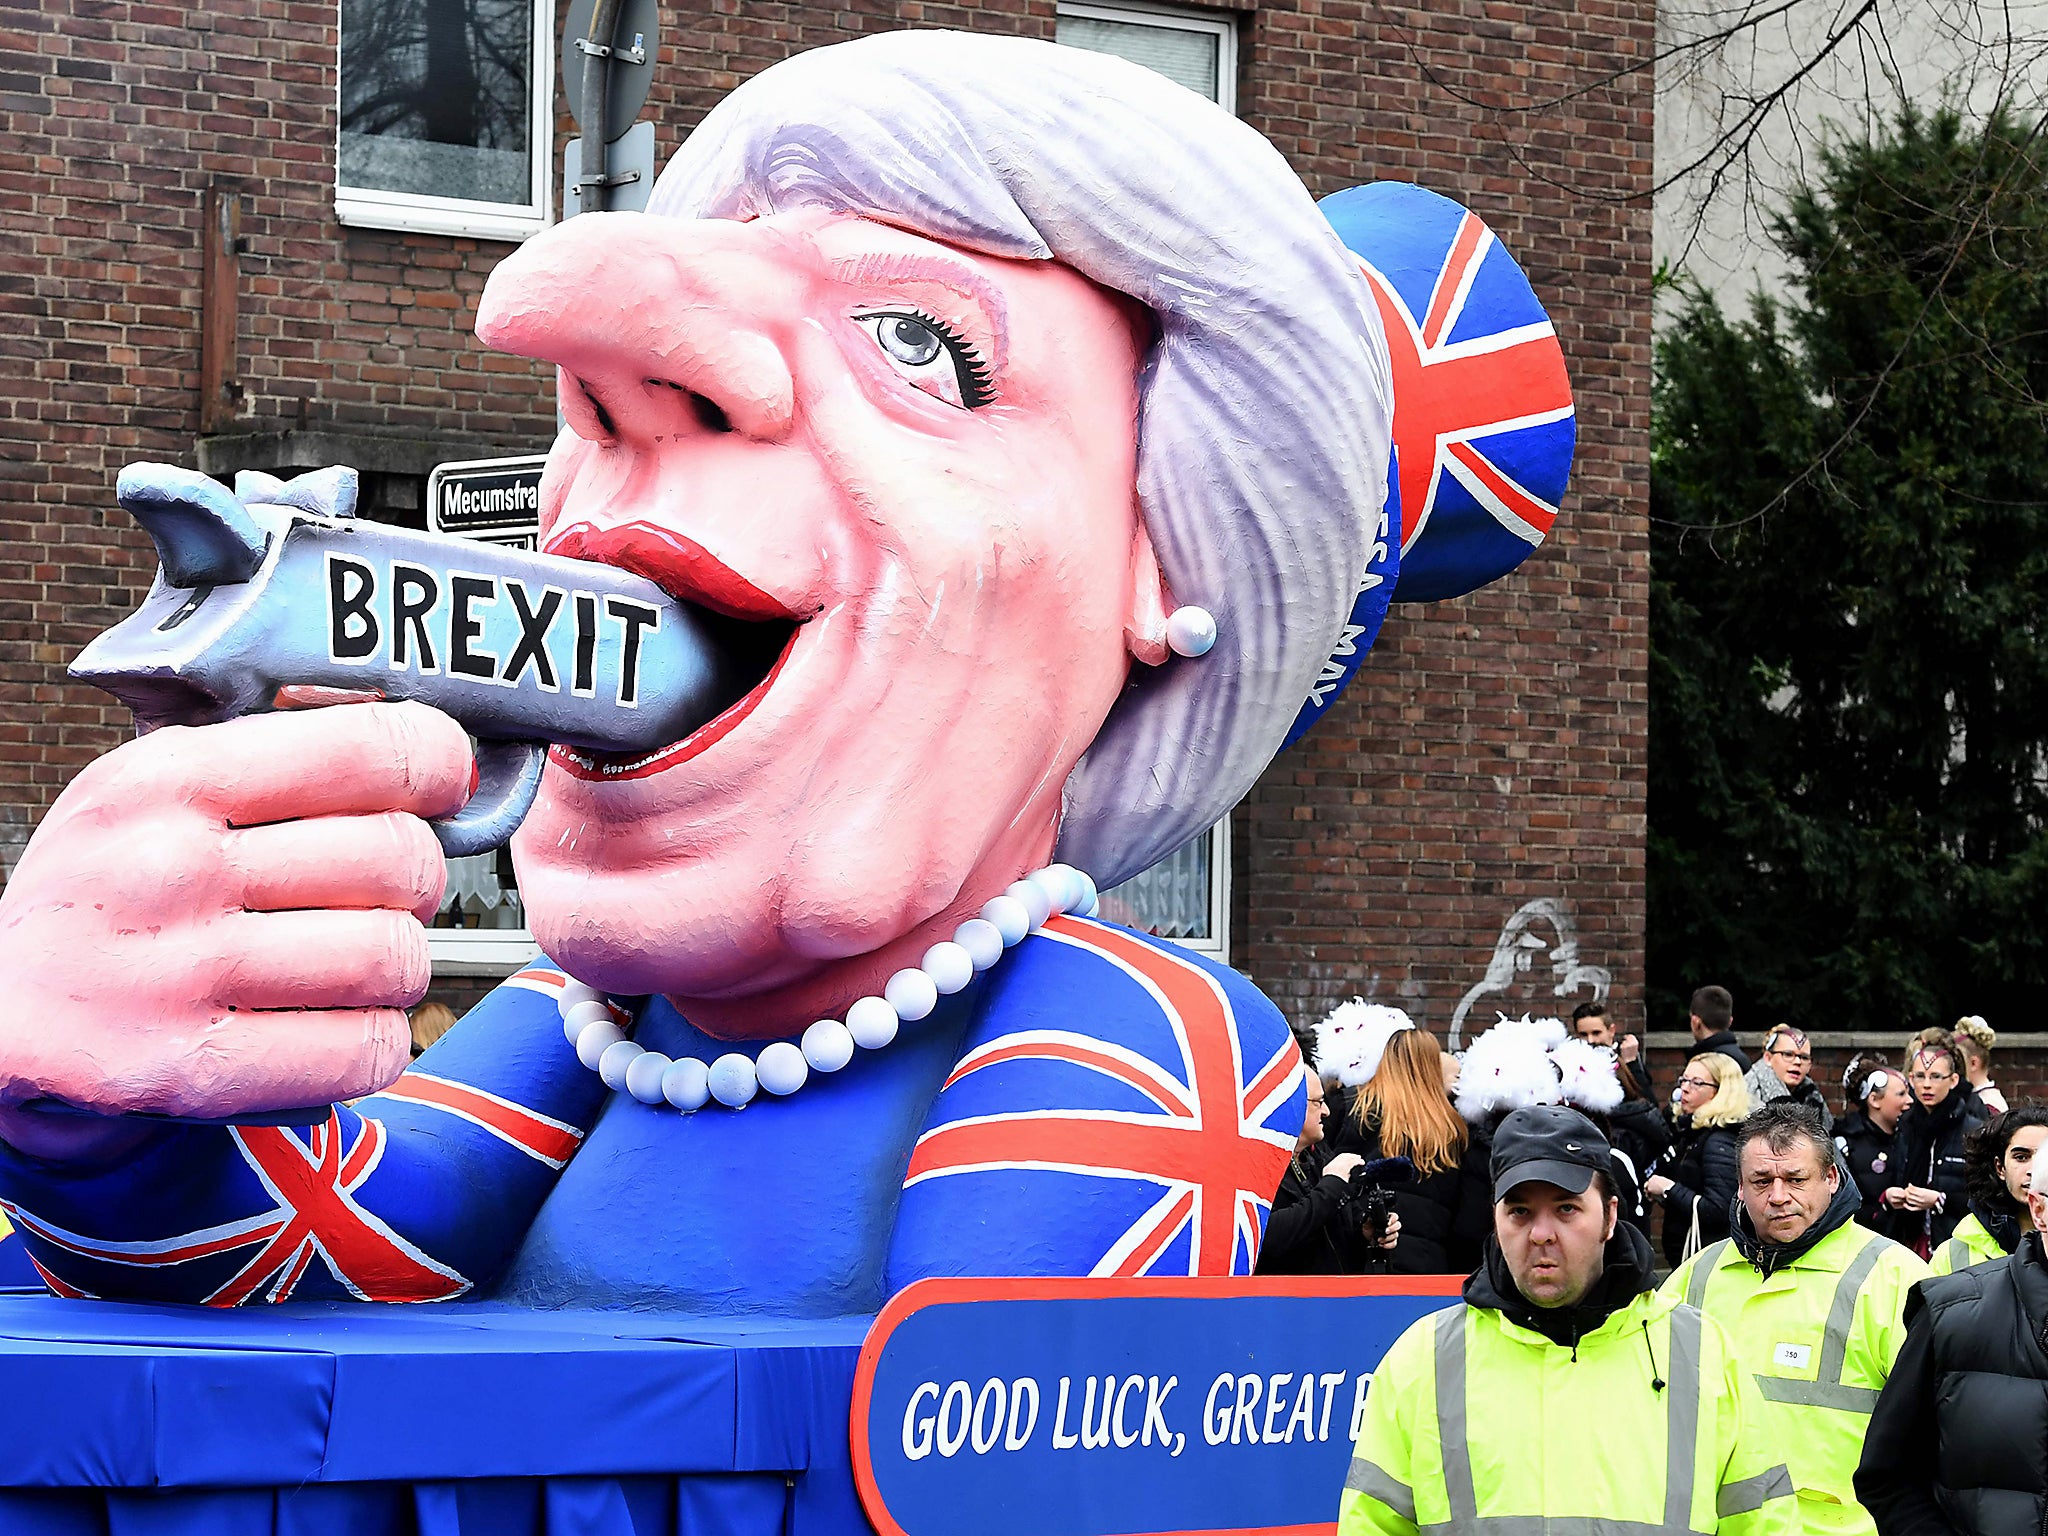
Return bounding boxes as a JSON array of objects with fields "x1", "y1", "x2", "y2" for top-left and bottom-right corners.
[
  {"x1": 0, "y1": 0, "x2": 563, "y2": 871},
  {"x1": 2, "y1": 0, "x2": 1650, "y2": 1037},
  {"x1": 1229, "y1": 0, "x2": 1653, "y2": 1037}
]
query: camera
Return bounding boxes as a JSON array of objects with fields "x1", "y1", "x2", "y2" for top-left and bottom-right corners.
[{"x1": 1338, "y1": 1154, "x2": 1416, "y2": 1244}]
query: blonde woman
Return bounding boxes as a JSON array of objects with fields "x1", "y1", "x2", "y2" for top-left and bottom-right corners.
[
  {"x1": 1644, "y1": 1051, "x2": 1752, "y2": 1265},
  {"x1": 1326, "y1": 1028, "x2": 1491, "y2": 1274},
  {"x1": 1952, "y1": 1016, "x2": 2006, "y2": 1115}
]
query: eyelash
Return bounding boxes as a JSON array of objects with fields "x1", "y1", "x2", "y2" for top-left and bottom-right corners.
[{"x1": 876, "y1": 306, "x2": 998, "y2": 410}]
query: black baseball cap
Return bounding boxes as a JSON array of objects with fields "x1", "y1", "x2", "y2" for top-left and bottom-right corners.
[{"x1": 1490, "y1": 1105, "x2": 1612, "y2": 1201}]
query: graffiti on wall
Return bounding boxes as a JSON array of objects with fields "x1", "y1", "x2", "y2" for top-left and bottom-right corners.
[{"x1": 1448, "y1": 896, "x2": 1611, "y2": 1049}]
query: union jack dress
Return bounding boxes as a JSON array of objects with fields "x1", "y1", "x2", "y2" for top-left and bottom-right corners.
[{"x1": 0, "y1": 916, "x2": 1305, "y2": 1312}]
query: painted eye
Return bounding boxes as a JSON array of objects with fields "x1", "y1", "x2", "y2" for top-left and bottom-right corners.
[
  {"x1": 873, "y1": 314, "x2": 943, "y2": 367},
  {"x1": 855, "y1": 310, "x2": 995, "y2": 410}
]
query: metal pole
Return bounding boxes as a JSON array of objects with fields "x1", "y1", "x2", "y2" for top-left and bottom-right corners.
[{"x1": 578, "y1": 0, "x2": 622, "y2": 212}]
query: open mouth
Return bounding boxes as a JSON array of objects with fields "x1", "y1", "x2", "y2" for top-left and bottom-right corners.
[{"x1": 545, "y1": 520, "x2": 805, "y2": 783}]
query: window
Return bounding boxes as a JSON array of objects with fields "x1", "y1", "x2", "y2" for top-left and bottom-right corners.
[
  {"x1": 1057, "y1": 0, "x2": 1238, "y2": 958},
  {"x1": 1096, "y1": 817, "x2": 1231, "y2": 959},
  {"x1": 337, "y1": 0, "x2": 555, "y2": 241},
  {"x1": 1055, "y1": 2, "x2": 1236, "y2": 114}
]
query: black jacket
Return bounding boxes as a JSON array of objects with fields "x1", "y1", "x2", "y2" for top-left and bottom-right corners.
[
  {"x1": 1325, "y1": 1111, "x2": 1491, "y2": 1275},
  {"x1": 1256, "y1": 1144, "x2": 1357, "y2": 1275},
  {"x1": 1857, "y1": 1232, "x2": 2048, "y2": 1536},
  {"x1": 1657, "y1": 1117, "x2": 1741, "y2": 1267},
  {"x1": 1609, "y1": 1097, "x2": 1673, "y2": 1172},
  {"x1": 1887, "y1": 1092, "x2": 1984, "y2": 1253},
  {"x1": 1686, "y1": 1030, "x2": 1752, "y2": 1072},
  {"x1": 1835, "y1": 1109, "x2": 1900, "y2": 1229}
]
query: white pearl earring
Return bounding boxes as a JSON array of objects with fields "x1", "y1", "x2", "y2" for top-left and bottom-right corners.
[{"x1": 1165, "y1": 606, "x2": 1217, "y2": 658}]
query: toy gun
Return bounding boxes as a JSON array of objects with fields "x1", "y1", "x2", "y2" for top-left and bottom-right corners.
[{"x1": 72, "y1": 463, "x2": 772, "y2": 856}]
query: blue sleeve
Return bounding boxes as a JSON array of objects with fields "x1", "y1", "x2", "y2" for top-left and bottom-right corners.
[
  {"x1": 885, "y1": 915, "x2": 1306, "y2": 1287},
  {"x1": 0, "y1": 966, "x2": 610, "y2": 1303}
]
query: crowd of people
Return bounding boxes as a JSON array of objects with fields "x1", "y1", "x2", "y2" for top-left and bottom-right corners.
[{"x1": 1276, "y1": 986, "x2": 2048, "y2": 1536}]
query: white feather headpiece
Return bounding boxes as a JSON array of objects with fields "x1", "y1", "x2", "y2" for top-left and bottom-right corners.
[
  {"x1": 1550, "y1": 1035, "x2": 1624, "y2": 1114},
  {"x1": 1312, "y1": 999, "x2": 1417, "y2": 1089},
  {"x1": 1452, "y1": 1013, "x2": 1626, "y2": 1122},
  {"x1": 1454, "y1": 1014, "x2": 1564, "y2": 1123}
]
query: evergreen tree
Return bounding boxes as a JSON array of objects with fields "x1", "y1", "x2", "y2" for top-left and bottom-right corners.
[{"x1": 1650, "y1": 108, "x2": 2048, "y2": 1032}]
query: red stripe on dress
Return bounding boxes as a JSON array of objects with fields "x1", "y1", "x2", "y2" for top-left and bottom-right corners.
[{"x1": 377, "y1": 1075, "x2": 583, "y2": 1165}]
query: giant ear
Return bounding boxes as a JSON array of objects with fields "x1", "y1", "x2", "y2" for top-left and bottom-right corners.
[{"x1": 1123, "y1": 517, "x2": 1174, "y2": 667}]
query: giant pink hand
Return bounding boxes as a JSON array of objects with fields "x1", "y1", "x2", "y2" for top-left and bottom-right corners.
[{"x1": 0, "y1": 703, "x2": 472, "y2": 1161}]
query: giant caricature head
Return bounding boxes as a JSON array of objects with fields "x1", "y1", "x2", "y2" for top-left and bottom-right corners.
[{"x1": 476, "y1": 32, "x2": 1394, "y2": 1031}]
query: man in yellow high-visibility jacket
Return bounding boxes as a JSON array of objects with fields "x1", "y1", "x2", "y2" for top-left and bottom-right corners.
[
  {"x1": 1926, "y1": 1104, "x2": 2048, "y2": 1276},
  {"x1": 1342, "y1": 1105, "x2": 1797, "y2": 1536},
  {"x1": 1664, "y1": 1101, "x2": 1926, "y2": 1536}
]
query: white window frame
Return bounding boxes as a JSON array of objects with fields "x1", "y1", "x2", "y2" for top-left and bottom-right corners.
[
  {"x1": 1055, "y1": 0, "x2": 1237, "y2": 115},
  {"x1": 433, "y1": 925, "x2": 543, "y2": 977},
  {"x1": 335, "y1": 0, "x2": 557, "y2": 242},
  {"x1": 1199, "y1": 814, "x2": 1231, "y2": 961}
]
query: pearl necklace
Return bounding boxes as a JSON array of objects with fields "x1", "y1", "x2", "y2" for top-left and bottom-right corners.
[{"x1": 556, "y1": 863, "x2": 1100, "y2": 1111}]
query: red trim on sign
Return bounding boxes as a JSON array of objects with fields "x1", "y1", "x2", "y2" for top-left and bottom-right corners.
[{"x1": 849, "y1": 1274, "x2": 1465, "y2": 1536}]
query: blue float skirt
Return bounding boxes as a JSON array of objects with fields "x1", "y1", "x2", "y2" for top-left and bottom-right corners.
[{"x1": 0, "y1": 1292, "x2": 873, "y2": 1536}]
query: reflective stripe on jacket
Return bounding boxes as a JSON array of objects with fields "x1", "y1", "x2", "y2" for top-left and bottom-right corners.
[
  {"x1": 1928, "y1": 1213, "x2": 2005, "y2": 1278},
  {"x1": 1662, "y1": 1221, "x2": 1926, "y2": 1536},
  {"x1": 1340, "y1": 1288, "x2": 1796, "y2": 1536}
]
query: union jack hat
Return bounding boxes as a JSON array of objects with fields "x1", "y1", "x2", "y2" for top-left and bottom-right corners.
[{"x1": 1284, "y1": 181, "x2": 1576, "y2": 747}]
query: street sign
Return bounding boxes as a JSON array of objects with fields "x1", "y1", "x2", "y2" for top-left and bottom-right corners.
[
  {"x1": 564, "y1": 121, "x2": 656, "y2": 217},
  {"x1": 561, "y1": 0, "x2": 659, "y2": 138},
  {"x1": 426, "y1": 455, "x2": 549, "y2": 548}
]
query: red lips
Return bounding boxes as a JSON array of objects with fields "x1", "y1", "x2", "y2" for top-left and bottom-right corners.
[
  {"x1": 544, "y1": 519, "x2": 803, "y2": 782},
  {"x1": 545, "y1": 521, "x2": 796, "y2": 622}
]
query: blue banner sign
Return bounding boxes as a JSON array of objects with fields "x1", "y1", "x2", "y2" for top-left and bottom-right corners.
[{"x1": 852, "y1": 1276, "x2": 1464, "y2": 1536}]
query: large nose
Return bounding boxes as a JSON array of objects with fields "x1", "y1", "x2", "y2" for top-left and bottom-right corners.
[{"x1": 476, "y1": 211, "x2": 797, "y2": 446}]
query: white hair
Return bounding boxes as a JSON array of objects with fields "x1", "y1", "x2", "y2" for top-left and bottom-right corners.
[{"x1": 647, "y1": 30, "x2": 1393, "y2": 886}]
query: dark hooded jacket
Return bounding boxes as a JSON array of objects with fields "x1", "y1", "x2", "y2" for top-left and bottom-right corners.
[
  {"x1": 1887, "y1": 1090, "x2": 1985, "y2": 1255},
  {"x1": 1463, "y1": 1218, "x2": 1658, "y2": 1352},
  {"x1": 1856, "y1": 1231, "x2": 2048, "y2": 1536}
]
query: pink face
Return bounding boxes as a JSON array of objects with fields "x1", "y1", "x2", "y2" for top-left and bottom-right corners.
[{"x1": 475, "y1": 208, "x2": 1165, "y2": 1035}]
